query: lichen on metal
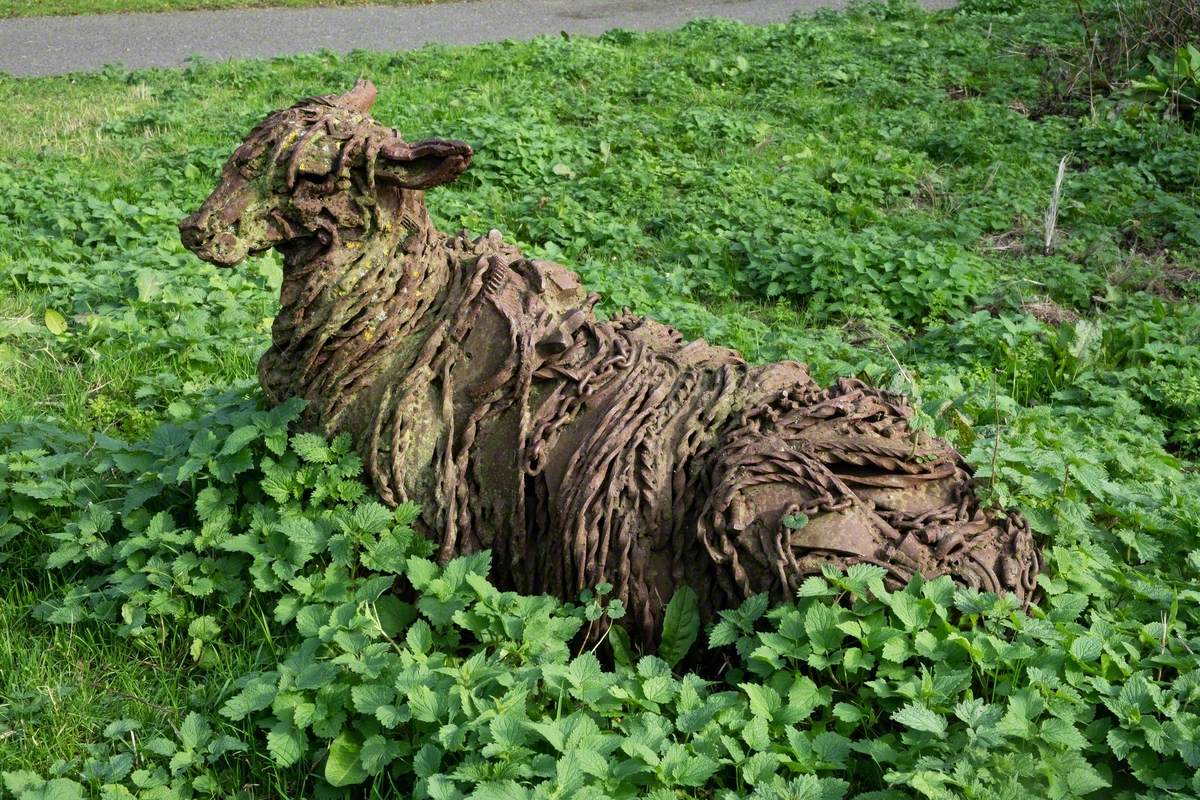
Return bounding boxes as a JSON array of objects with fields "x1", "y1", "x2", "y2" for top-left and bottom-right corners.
[{"x1": 181, "y1": 80, "x2": 1041, "y2": 648}]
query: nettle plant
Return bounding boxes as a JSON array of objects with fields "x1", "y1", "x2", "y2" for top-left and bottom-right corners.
[{"x1": 3, "y1": 389, "x2": 1199, "y2": 800}]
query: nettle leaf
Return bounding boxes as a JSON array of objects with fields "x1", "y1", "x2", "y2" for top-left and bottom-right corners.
[
  {"x1": 642, "y1": 674, "x2": 677, "y2": 705},
  {"x1": 351, "y1": 502, "x2": 392, "y2": 535},
  {"x1": 804, "y1": 601, "x2": 843, "y2": 653},
  {"x1": 832, "y1": 702, "x2": 863, "y2": 723},
  {"x1": 219, "y1": 425, "x2": 260, "y2": 456},
  {"x1": 741, "y1": 683, "x2": 782, "y2": 722},
  {"x1": 788, "y1": 675, "x2": 829, "y2": 720},
  {"x1": 742, "y1": 715, "x2": 772, "y2": 752},
  {"x1": 291, "y1": 433, "x2": 333, "y2": 464},
  {"x1": 187, "y1": 615, "x2": 220, "y2": 642},
  {"x1": 812, "y1": 731, "x2": 850, "y2": 767},
  {"x1": 740, "y1": 593, "x2": 770, "y2": 623},
  {"x1": 406, "y1": 619, "x2": 433, "y2": 654},
  {"x1": 797, "y1": 575, "x2": 835, "y2": 599},
  {"x1": 488, "y1": 712, "x2": 528, "y2": 751},
  {"x1": 891, "y1": 702, "x2": 947, "y2": 738},
  {"x1": 708, "y1": 619, "x2": 738, "y2": 647},
  {"x1": 280, "y1": 515, "x2": 325, "y2": 559},
  {"x1": 178, "y1": 713, "x2": 210, "y2": 750},
  {"x1": 881, "y1": 635, "x2": 911, "y2": 663},
  {"x1": 103, "y1": 720, "x2": 141, "y2": 739},
  {"x1": 1066, "y1": 763, "x2": 1110, "y2": 796},
  {"x1": 360, "y1": 735, "x2": 400, "y2": 775},
  {"x1": 468, "y1": 780, "x2": 526, "y2": 800},
  {"x1": 407, "y1": 557, "x2": 439, "y2": 591},
  {"x1": 376, "y1": 704, "x2": 409, "y2": 728},
  {"x1": 921, "y1": 575, "x2": 956, "y2": 610},
  {"x1": 220, "y1": 676, "x2": 277, "y2": 721},
  {"x1": 352, "y1": 683, "x2": 396, "y2": 715},
  {"x1": 407, "y1": 685, "x2": 445, "y2": 723},
  {"x1": 293, "y1": 661, "x2": 339, "y2": 691},
  {"x1": 295, "y1": 605, "x2": 329, "y2": 637},
  {"x1": 266, "y1": 721, "x2": 306, "y2": 767},
  {"x1": 741, "y1": 751, "x2": 783, "y2": 786},
  {"x1": 886, "y1": 592, "x2": 931, "y2": 632},
  {"x1": 414, "y1": 743, "x2": 442, "y2": 779},
  {"x1": 37, "y1": 777, "x2": 86, "y2": 800},
  {"x1": 1040, "y1": 717, "x2": 1087, "y2": 750},
  {"x1": 575, "y1": 749, "x2": 610, "y2": 780},
  {"x1": 1069, "y1": 636, "x2": 1102, "y2": 663},
  {"x1": 841, "y1": 563, "x2": 887, "y2": 597},
  {"x1": 661, "y1": 743, "x2": 719, "y2": 787}
]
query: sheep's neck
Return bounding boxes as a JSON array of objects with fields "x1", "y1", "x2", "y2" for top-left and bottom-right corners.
[{"x1": 262, "y1": 187, "x2": 449, "y2": 434}]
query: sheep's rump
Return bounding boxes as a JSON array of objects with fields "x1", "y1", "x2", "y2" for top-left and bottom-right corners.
[{"x1": 355, "y1": 231, "x2": 1039, "y2": 646}]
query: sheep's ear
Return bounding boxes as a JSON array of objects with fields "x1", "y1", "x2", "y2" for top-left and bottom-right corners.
[
  {"x1": 333, "y1": 78, "x2": 377, "y2": 113},
  {"x1": 375, "y1": 137, "x2": 473, "y2": 189}
]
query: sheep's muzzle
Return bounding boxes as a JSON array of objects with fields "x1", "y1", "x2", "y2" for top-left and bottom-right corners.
[{"x1": 179, "y1": 215, "x2": 245, "y2": 267}]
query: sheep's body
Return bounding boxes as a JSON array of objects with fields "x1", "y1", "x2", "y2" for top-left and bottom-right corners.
[
  {"x1": 182, "y1": 81, "x2": 1041, "y2": 648},
  {"x1": 257, "y1": 214, "x2": 1038, "y2": 647}
]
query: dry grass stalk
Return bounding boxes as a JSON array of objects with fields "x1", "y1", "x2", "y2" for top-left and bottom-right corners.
[{"x1": 1043, "y1": 154, "x2": 1071, "y2": 256}]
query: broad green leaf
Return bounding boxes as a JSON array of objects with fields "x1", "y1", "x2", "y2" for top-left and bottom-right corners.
[
  {"x1": 220, "y1": 678, "x2": 277, "y2": 721},
  {"x1": 659, "y1": 586, "x2": 700, "y2": 667},
  {"x1": 832, "y1": 702, "x2": 863, "y2": 723},
  {"x1": 44, "y1": 309, "x2": 68, "y2": 336},
  {"x1": 741, "y1": 683, "x2": 782, "y2": 721},
  {"x1": 177, "y1": 712, "x2": 209, "y2": 750},
  {"x1": 891, "y1": 702, "x2": 947, "y2": 737},
  {"x1": 741, "y1": 752, "x2": 783, "y2": 786},
  {"x1": 413, "y1": 743, "x2": 442, "y2": 779},
  {"x1": 219, "y1": 425, "x2": 260, "y2": 456},
  {"x1": 1069, "y1": 636, "x2": 1102, "y2": 663},
  {"x1": 1067, "y1": 765, "x2": 1110, "y2": 795},
  {"x1": 352, "y1": 683, "x2": 395, "y2": 714},
  {"x1": 804, "y1": 602, "x2": 843, "y2": 653},
  {"x1": 324, "y1": 733, "x2": 367, "y2": 787},
  {"x1": 1041, "y1": 717, "x2": 1087, "y2": 750},
  {"x1": 360, "y1": 735, "x2": 399, "y2": 774},
  {"x1": 608, "y1": 622, "x2": 635, "y2": 669},
  {"x1": 267, "y1": 721, "x2": 305, "y2": 767},
  {"x1": 812, "y1": 731, "x2": 851, "y2": 767},
  {"x1": 41, "y1": 779, "x2": 85, "y2": 800}
]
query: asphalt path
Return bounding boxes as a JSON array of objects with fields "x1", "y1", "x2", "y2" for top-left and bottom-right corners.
[{"x1": 1, "y1": 0, "x2": 955, "y2": 77}]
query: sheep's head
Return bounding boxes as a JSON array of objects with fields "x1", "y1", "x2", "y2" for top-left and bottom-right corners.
[{"x1": 180, "y1": 79, "x2": 472, "y2": 267}]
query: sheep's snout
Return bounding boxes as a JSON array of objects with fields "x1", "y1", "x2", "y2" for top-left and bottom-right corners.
[{"x1": 180, "y1": 212, "x2": 248, "y2": 267}]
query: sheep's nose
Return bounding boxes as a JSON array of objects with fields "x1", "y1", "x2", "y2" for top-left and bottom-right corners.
[
  {"x1": 179, "y1": 211, "x2": 212, "y2": 250},
  {"x1": 180, "y1": 208, "x2": 207, "y2": 229},
  {"x1": 179, "y1": 224, "x2": 204, "y2": 251}
]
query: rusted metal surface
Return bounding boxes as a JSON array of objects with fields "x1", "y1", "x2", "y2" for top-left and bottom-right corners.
[{"x1": 181, "y1": 80, "x2": 1041, "y2": 648}]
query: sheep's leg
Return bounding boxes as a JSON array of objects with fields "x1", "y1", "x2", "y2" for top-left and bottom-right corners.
[{"x1": 695, "y1": 380, "x2": 1040, "y2": 608}]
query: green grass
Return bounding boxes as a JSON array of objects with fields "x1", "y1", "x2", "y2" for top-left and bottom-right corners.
[
  {"x1": 0, "y1": 0, "x2": 439, "y2": 19},
  {"x1": 1, "y1": 1, "x2": 1199, "y2": 798},
  {"x1": 1, "y1": 580, "x2": 210, "y2": 768}
]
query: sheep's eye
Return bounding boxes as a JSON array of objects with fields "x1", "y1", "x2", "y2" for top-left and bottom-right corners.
[{"x1": 235, "y1": 156, "x2": 261, "y2": 179}]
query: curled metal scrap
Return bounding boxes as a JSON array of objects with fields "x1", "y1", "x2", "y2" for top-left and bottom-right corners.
[{"x1": 181, "y1": 80, "x2": 1042, "y2": 649}]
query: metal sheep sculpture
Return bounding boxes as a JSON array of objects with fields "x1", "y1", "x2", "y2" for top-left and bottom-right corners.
[{"x1": 180, "y1": 80, "x2": 1041, "y2": 648}]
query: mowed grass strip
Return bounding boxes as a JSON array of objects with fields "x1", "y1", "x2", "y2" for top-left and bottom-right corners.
[{"x1": 0, "y1": 0, "x2": 442, "y2": 19}]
